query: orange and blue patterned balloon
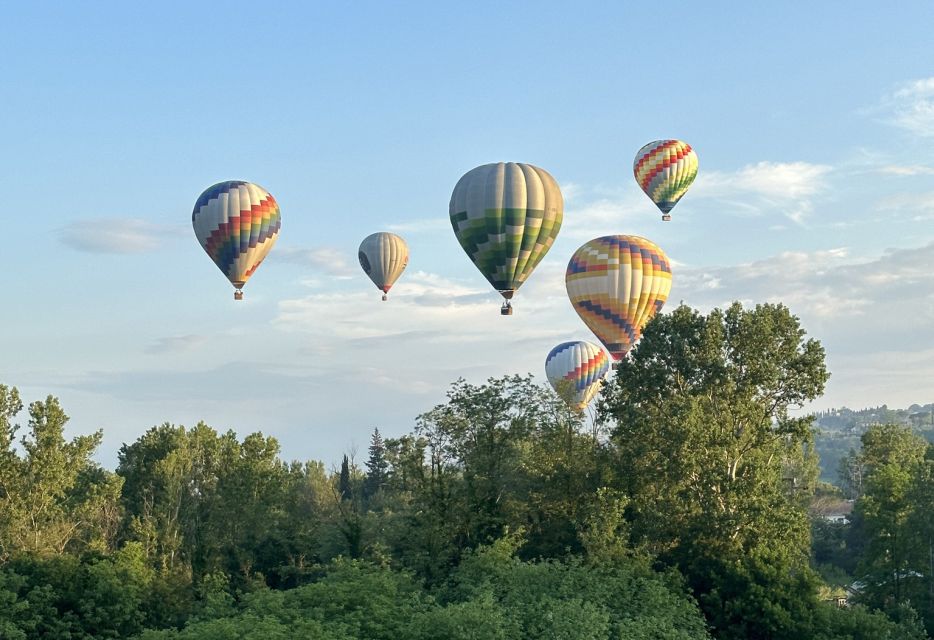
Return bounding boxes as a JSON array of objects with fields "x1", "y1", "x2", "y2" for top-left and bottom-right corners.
[
  {"x1": 566, "y1": 235, "x2": 672, "y2": 361},
  {"x1": 545, "y1": 341, "x2": 611, "y2": 411},
  {"x1": 192, "y1": 181, "x2": 281, "y2": 299},
  {"x1": 633, "y1": 140, "x2": 698, "y2": 221}
]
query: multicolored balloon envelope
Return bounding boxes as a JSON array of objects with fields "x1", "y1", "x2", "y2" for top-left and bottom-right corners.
[
  {"x1": 633, "y1": 140, "x2": 698, "y2": 221},
  {"x1": 545, "y1": 341, "x2": 611, "y2": 411},
  {"x1": 449, "y1": 162, "x2": 563, "y2": 315},
  {"x1": 566, "y1": 235, "x2": 672, "y2": 361},
  {"x1": 192, "y1": 181, "x2": 281, "y2": 299},
  {"x1": 358, "y1": 232, "x2": 409, "y2": 300}
]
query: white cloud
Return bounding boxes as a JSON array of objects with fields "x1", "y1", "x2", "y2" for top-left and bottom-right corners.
[
  {"x1": 273, "y1": 246, "x2": 356, "y2": 277},
  {"x1": 561, "y1": 194, "x2": 650, "y2": 239},
  {"x1": 145, "y1": 335, "x2": 207, "y2": 355},
  {"x1": 873, "y1": 191, "x2": 934, "y2": 221},
  {"x1": 702, "y1": 161, "x2": 831, "y2": 200},
  {"x1": 59, "y1": 218, "x2": 184, "y2": 253},
  {"x1": 559, "y1": 181, "x2": 583, "y2": 204},
  {"x1": 693, "y1": 161, "x2": 832, "y2": 224},
  {"x1": 558, "y1": 160, "x2": 833, "y2": 233},
  {"x1": 886, "y1": 77, "x2": 934, "y2": 137},
  {"x1": 677, "y1": 242, "x2": 934, "y2": 334},
  {"x1": 275, "y1": 270, "x2": 518, "y2": 341},
  {"x1": 877, "y1": 164, "x2": 934, "y2": 176}
]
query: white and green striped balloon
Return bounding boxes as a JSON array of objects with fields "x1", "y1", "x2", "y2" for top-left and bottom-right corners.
[{"x1": 449, "y1": 162, "x2": 563, "y2": 302}]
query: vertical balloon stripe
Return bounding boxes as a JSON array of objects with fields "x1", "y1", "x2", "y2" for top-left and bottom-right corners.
[{"x1": 358, "y1": 232, "x2": 409, "y2": 296}]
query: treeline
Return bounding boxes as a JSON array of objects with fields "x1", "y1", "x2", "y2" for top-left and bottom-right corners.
[
  {"x1": 815, "y1": 405, "x2": 934, "y2": 433},
  {"x1": 0, "y1": 303, "x2": 929, "y2": 639},
  {"x1": 815, "y1": 422, "x2": 934, "y2": 631}
]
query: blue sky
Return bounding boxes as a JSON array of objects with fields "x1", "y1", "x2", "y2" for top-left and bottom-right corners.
[{"x1": 2, "y1": 2, "x2": 934, "y2": 467}]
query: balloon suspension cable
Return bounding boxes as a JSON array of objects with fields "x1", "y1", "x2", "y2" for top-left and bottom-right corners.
[
  {"x1": 500, "y1": 300, "x2": 513, "y2": 316},
  {"x1": 234, "y1": 289, "x2": 244, "y2": 301}
]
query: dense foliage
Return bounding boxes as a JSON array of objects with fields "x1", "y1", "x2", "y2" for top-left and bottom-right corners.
[{"x1": 0, "y1": 303, "x2": 930, "y2": 639}]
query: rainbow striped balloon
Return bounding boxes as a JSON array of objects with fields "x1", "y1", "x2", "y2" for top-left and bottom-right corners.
[
  {"x1": 566, "y1": 236, "x2": 672, "y2": 361},
  {"x1": 633, "y1": 140, "x2": 698, "y2": 221},
  {"x1": 545, "y1": 341, "x2": 611, "y2": 411},
  {"x1": 192, "y1": 181, "x2": 281, "y2": 299}
]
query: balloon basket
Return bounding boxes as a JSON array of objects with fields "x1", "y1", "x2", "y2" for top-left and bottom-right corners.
[
  {"x1": 234, "y1": 290, "x2": 244, "y2": 301},
  {"x1": 661, "y1": 214, "x2": 671, "y2": 221},
  {"x1": 500, "y1": 301, "x2": 513, "y2": 316},
  {"x1": 382, "y1": 294, "x2": 388, "y2": 301}
]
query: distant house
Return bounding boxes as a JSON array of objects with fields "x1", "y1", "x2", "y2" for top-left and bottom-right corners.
[{"x1": 811, "y1": 498, "x2": 854, "y2": 525}]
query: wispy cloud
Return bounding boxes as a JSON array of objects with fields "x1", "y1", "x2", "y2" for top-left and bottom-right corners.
[
  {"x1": 877, "y1": 164, "x2": 934, "y2": 176},
  {"x1": 561, "y1": 192, "x2": 650, "y2": 239},
  {"x1": 559, "y1": 181, "x2": 583, "y2": 204},
  {"x1": 693, "y1": 161, "x2": 832, "y2": 224},
  {"x1": 884, "y1": 77, "x2": 934, "y2": 137},
  {"x1": 677, "y1": 242, "x2": 934, "y2": 338},
  {"x1": 558, "y1": 160, "x2": 834, "y2": 234},
  {"x1": 145, "y1": 334, "x2": 207, "y2": 355},
  {"x1": 873, "y1": 191, "x2": 934, "y2": 221},
  {"x1": 273, "y1": 246, "x2": 357, "y2": 277},
  {"x1": 698, "y1": 161, "x2": 831, "y2": 200},
  {"x1": 59, "y1": 218, "x2": 185, "y2": 254}
]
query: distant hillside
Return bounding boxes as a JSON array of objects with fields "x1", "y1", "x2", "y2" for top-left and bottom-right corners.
[{"x1": 813, "y1": 403, "x2": 934, "y2": 485}]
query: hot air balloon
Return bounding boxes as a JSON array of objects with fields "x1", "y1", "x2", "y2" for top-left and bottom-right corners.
[
  {"x1": 566, "y1": 236, "x2": 671, "y2": 362},
  {"x1": 192, "y1": 181, "x2": 281, "y2": 300},
  {"x1": 545, "y1": 341, "x2": 611, "y2": 411},
  {"x1": 359, "y1": 232, "x2": 409, "y2": 300},
  {"x1": 633, "y1": 140, "x2": 698, "y2": 221},
  {"x1": 450, "y1": 162, "x2": 563, "y2": 315}
]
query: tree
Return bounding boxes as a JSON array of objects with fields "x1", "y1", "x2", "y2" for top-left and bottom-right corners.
[
  {"x1": 0, "y1": 391, "x2": 121, "y2": 559},
  {"x1": 600, "y1": 303, "x2": 829, "y2": 638},
  {"x1": 838, "y1": 448, "x2": 868, "y2": 500},
  {"x1": 905, "y1": 449, "x2": 934, "y2": 633},
  {"x1": 852, "y1": 424, "x2": 928, "y2": 614},
  {"x1": 364, "y1": 428, "x2": 389, "y2": 500},
  {"x1": 339, "y1": 455, "x2": 352, "y2": 502}
]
